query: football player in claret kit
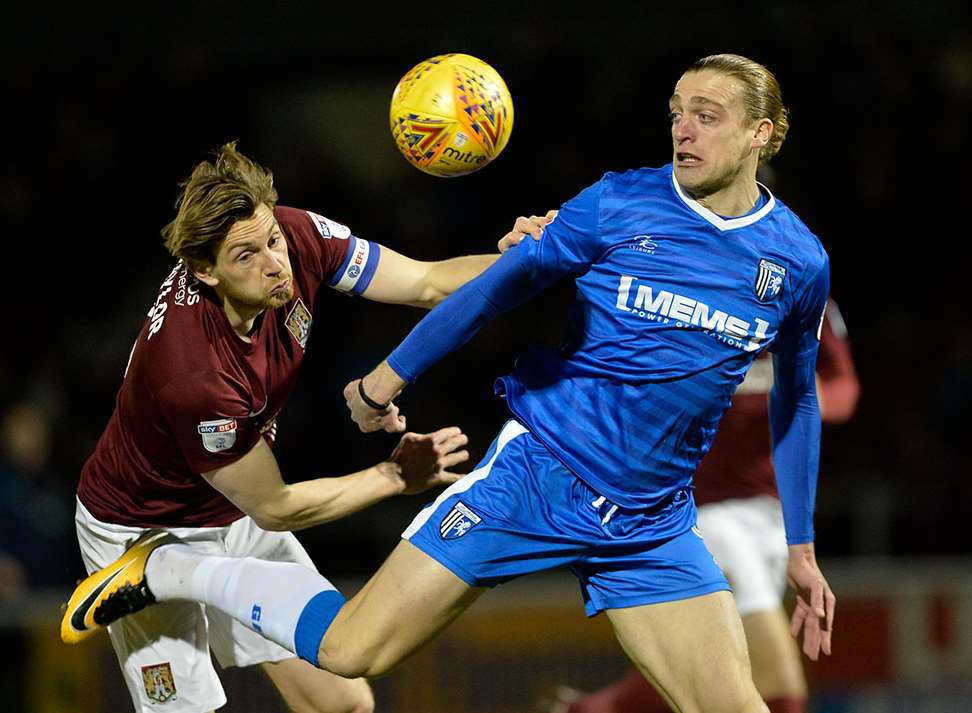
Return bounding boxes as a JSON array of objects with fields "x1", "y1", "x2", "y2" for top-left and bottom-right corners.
[
  {"x1": 558, "y1": 300, "x2": 860, "y2": 713},
  {"x1": 67, "y1": 54, "x2": 837, "y2": 713},
  {"x1": 62, "y1": 142, "x2": 548, "y2": 713}
]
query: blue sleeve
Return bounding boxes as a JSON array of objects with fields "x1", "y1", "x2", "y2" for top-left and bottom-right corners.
[
  {"x1": 388, "y1": 179, "x2": 604, "y2": 382},
  {"x1": 527, "y1": 177, "x2": 605, "y2": 274},
  {"x1": 769, "y1": 257, "x2": 829, "y2": 544},
  {"x1": 771, "y1": 254, "x2": 830, "y2": 358}
]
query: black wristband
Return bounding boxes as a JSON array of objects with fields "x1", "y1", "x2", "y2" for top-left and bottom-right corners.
[{"x1": 358, "y1": 379, "x2": 391, "y2": 411}]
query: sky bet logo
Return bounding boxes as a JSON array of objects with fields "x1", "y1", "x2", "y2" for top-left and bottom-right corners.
[
  {"x1": 197, "y1": 418, "x2": 238, "y2": 453},
  {"x1": 615, "y1": 276, "x2": 769, "y2": 352}
]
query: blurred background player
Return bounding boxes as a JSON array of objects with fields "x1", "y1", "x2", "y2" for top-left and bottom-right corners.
[
  {"x1": 64, "y1": 142, "x2": 544, "y2": 713},
  {"x1": 0, "y1": 399, "x2": 74, "y2": 598},
  {"x1": 555, "y1": 298, "x2": 860, "y2": 713}
]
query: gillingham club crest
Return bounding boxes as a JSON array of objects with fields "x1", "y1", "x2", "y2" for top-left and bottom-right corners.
[
  {"x1": 440, "y1": 501, "x2": 482, "y2": 539},
  {"x1": 754, "y1": 258, "x2": 786, "y2": 302}
]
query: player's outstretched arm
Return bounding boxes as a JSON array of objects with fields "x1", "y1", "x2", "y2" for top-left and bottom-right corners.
[
  {"x1": 202, "y1": 429, "x2": 468, "y2": 531},
  {"x1": 359, "y1": 213, "x2": 554, "y2": 309},
  {"x1": 345, "y1": 189, "x2": 597, "y2": 433},
  {"x1": 343, "y1": 234, "x2": 553, "y2": 433}
]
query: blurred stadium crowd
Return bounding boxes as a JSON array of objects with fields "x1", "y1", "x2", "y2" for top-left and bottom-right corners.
[{"x1": 1, "y1": 2, "x2": 970, "y2": 599}]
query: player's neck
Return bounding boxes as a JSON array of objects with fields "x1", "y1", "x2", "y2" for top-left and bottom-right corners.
[
  {"x1": 695, "y1": 178, "x2": 761, "y2": 218},
  {"x1": 220, "y1": 296, "x2": 263, "y2": 342}
]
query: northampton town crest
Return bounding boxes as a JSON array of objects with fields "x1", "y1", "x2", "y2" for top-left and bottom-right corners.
[
  {"x1": 142, "y1": 662, "x2": 177, "y2": 704},
  {"x1": 285, "y1": 298, "x2": 312, "y2": 348}
]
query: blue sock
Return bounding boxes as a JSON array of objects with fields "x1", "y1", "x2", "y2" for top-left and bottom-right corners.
[{"x1": 294, "y1": 590, "x2": 347, "y2": 666}]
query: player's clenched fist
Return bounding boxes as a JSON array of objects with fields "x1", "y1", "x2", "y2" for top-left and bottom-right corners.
[
  {"x1": 344, "y1": 379, "x2": 406, "y2": 433},
  {"x1": 386, "y1": 428, "x2": 470, "y2": 494}
]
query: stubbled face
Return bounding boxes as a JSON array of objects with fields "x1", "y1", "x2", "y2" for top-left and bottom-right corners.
[
  {"x1": 201, "y1": 203, "x2": 294, "y2": 311},
  {"x1": 669, "y1": 69, "x2": 765, "y2": 198}
]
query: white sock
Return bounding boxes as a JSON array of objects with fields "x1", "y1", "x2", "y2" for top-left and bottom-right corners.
[
  {"x1": 145, "y1": 545, "x2": 343, "y2": 662},
  {"x1": 145, "y1": 544, "x2": 201, "y2": 601}
]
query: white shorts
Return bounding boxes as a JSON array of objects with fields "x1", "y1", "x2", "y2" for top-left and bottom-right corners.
[
  {"x1": 695, "y1": 495, "x2": 788, "y2": 617},
  {"x1": 75, "y1": 499, "x2": 316, "y2": 713}
]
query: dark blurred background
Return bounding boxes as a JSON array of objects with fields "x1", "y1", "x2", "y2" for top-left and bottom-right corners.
[{"x1": 1, "y1": 1, "x2": 971, "y2": 709}]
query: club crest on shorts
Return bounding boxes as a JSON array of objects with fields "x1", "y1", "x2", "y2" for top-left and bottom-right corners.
[
  {"x1": 197, "y1": 418, "x2": 237, "y2": 453},
  {"x1": 141, "y1": 662, "x2": 177, "y2": 703},
  {"x1": 754, "y1": 259, "x2": 786, "y2": 302},
  {"x1": 285, "y1": 298, "x2": 312, "y2": 348},
  {"x1": 440, "y1": 501, "x2": 482, "y2": 539}
]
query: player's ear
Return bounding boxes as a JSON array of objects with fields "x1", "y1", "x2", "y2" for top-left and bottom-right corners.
[
  {"x1": 752, "y1": 118, "x2": 773, "y2": 150},
  {"x1": 191, "y1": 261, "x2": 219, "y2": 288}
]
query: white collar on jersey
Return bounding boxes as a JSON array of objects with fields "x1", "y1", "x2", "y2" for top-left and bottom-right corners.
[{"x1": 670, "y1": 169, "x2": 776, "y2": 232}]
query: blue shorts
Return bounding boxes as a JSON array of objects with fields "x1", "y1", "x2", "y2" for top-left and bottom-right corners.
[{"x1": 403, "y1": 420, "x2": 730, "y2": 616}]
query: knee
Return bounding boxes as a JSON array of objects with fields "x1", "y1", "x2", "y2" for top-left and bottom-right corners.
[{"x1": 317, "y1": 641, "x2": 392, "y2": 680}]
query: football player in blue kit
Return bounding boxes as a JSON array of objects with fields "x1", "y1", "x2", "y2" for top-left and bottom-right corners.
[{"x1": 67, "y1": 54, "x2": 835, "y2": 713}]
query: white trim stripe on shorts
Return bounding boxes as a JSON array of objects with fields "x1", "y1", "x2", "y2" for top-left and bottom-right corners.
[{"x1": 402, "y1": 420, "x2": 528, "y2": 539}]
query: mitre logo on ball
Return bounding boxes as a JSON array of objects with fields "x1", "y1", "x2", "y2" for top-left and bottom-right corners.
[{"x1": 390, "y1": 53, "x2": 514, "y2": 177}]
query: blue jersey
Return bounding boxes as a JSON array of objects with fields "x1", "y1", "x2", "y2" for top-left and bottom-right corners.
[
  {"x1": 389, "y1": 163, "x2": 828, "y2": 543},
  {"x1": 496, "y1": 164, "x2": 828, "y2": 513}
]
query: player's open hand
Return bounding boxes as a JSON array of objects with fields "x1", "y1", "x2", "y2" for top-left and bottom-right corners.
[
  {"x1": 786, "y1": 543, "x2": 836, "y2": 660},
  {"x1": 497, "y1": 210, "x2": 558, "y2": 253},
  {"x1": 343, "y1": 379, "x2": 406, "y2": 433},
  {"x1": 388, "y1": 427, "x2": 469, "y2": 494}
]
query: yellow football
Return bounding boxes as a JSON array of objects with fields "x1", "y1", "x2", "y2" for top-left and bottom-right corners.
[{"x1": 390, "y1": 53, "x2": 514, "y2": 177}]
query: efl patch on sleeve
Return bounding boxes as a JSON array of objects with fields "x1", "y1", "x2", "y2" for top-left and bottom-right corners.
[
  {"x1": 197, "y1": 418, "x2": 238, "y2": 453},
  {"x1": 306, "y1": 211, "x2": 351, "y2": 240}
]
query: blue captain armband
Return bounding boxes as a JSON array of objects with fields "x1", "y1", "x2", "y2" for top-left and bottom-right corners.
[{"x1": 328, "y1": 238, "x2": 381, "y2": 295}]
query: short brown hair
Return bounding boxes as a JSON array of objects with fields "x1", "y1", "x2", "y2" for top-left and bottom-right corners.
[
  {"x1": 685, "y1": 54, "x2": 790, "y2": 162},
  {"x1": 162, "y1": 142, "x2": 278, "y2": 266}
]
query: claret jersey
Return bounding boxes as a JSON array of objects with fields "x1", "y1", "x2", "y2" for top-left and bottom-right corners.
[
  {"x1": 78, "y1": 206, "x2": 381, "y2": 527},
  {"x1": 496, "y1": 165, "x2": 829, "y2": 514}
]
